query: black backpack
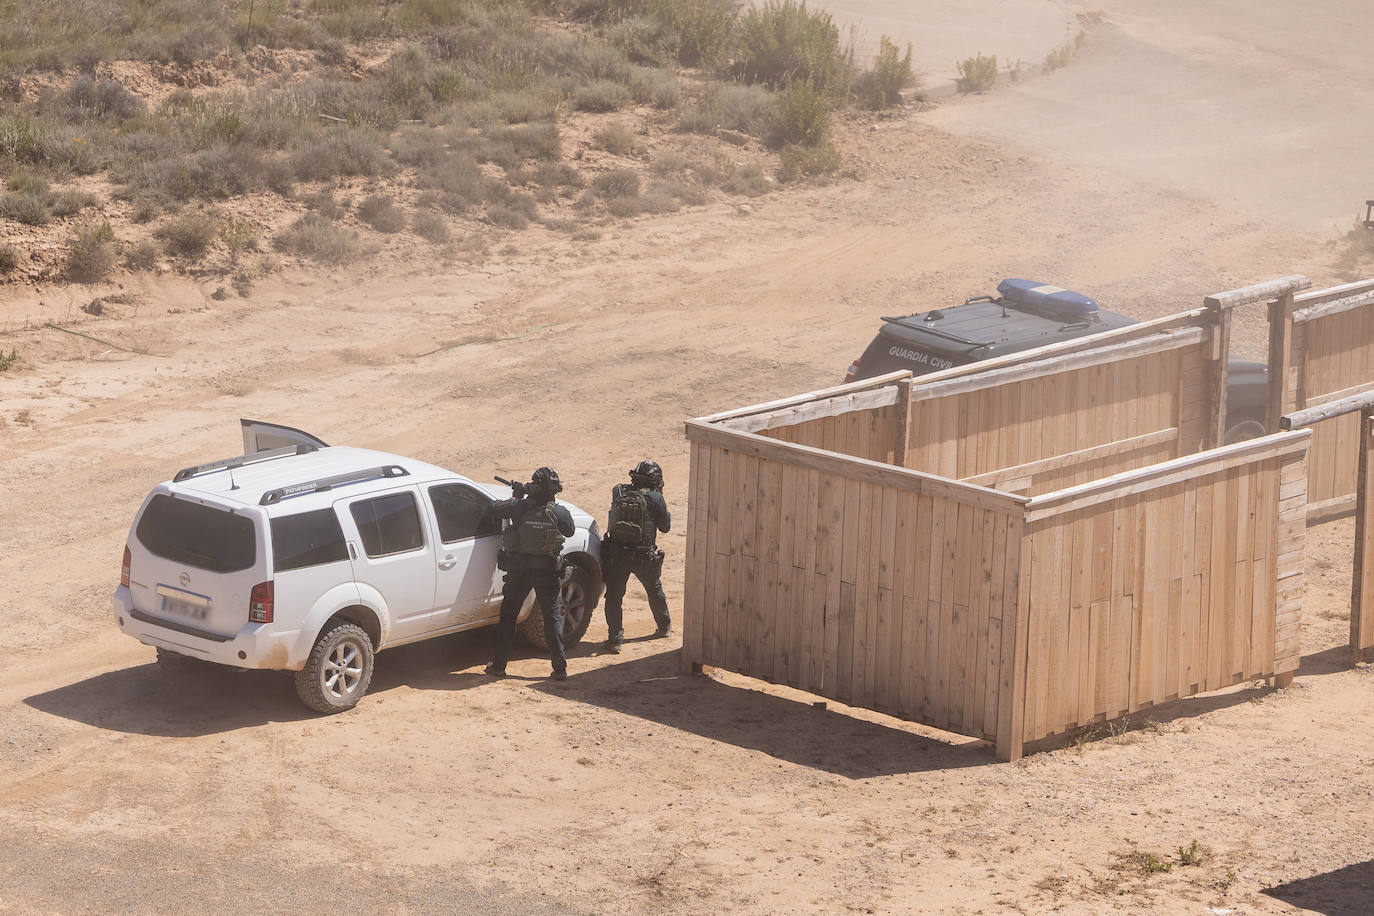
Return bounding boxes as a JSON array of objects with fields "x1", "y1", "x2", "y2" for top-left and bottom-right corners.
[{"x1": 608, "y1": 485, "x2": 655, "y2": 547}]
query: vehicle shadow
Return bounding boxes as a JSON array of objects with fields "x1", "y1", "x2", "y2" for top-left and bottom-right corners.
[
  {"x1": 24, "y1": 627, "x2": 604, "y2": 736},
  {"x1": 531, "y1": 650, "x2": 990, "y2": 778},
  {"x1": 1263, "y1": 859, "x2": 1374, "y2": 916}
]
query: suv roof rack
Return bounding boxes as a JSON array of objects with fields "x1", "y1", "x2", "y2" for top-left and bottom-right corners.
[
  {"x1": 173, "y1": 443, "x2": 319, "y2": 483},
  {"x1": 260, "y1": 465, "x2": 409, "y2": 506}
]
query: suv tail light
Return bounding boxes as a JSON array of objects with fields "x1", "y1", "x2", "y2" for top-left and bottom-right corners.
[
  {"x1": 120, "y1": 546, "x2": 131, "y2": 588},
  {"x1": 844, "y1": 356, "x2": 862, "y2": 383},
  {"x1": 249, "y1": 581, "x2": 274, "y2": 624}
]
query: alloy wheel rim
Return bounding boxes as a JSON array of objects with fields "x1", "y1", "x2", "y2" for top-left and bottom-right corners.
[{"x1": 322, "y1": 639, "x2": 364, "y2": 699}]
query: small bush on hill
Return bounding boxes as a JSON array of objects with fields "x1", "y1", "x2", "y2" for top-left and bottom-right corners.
[
  {"x1": 411, "y1": 208, "x2": 450, "y2": 243},
  {"x1": 723, "y1": 163, "x2": 770, "y2": 196},
  {"x1": 0, "y1": 243, "x2": 19, "y2": 272},
  {"x1": 592, "y1": 168, "x2": 640, "y2": 199},
  {"x1": 302, "y1": 189, "x2": 345, "y2": 219},
  {"x1": 59, "y1": 75, "x2": 145, "y2": 122},
  {"x1": 274, "y1": 212, "x2": 365, "y2": 264},
  {"x1": 291, "y1": 128, "x2": 391, "y2": 180},
  {"x1": 772, "y1": 78, "x2": 828, "y2": 147},
  {"x1": 779, "y1": 140, "x2": 839, "y2": 180},
  {"x1": 857, "y1": 36, "x2": 914, "y2": 109},
  {"x1": 957, "y1": 53, "x2": 998, "y2": 92},
  {"x1": 357, "y1": 194, "x2": 407, "y2": 232},
  {"x1": 49, "y1": 189, "x2": 97, "y2": 217},
  {"x1": 156, "y1": 211, "x2": 219, "y2": 258},
  {"x1": 220, "y1": 217, "x2": 258, "y2": 259},
  {"x1": 630, "y1": 67, "x2": 680, "y2": 108},
  {"x1": 122, "y1": 239, "x2": 160, "y2": 271},
  {"x1": 7, "y1": 171, "x2": 48, "y2": 194},
  {"x1": 731, "y1": 0, "x2": 848, "y2": 94},
  {"x1": 0, "y1": 191, "x2": 50, "y2": 225},
  {"x1": 66, "y1": 220, "x2": 120, "y2": 282},
  {"x1": 593, "y1": 122, "x2": 641, "y2": 156},
  {"x1": 1044, "y1": 44, "x2": 1073, "y2": 72},
  {"x1": 574, "y1": 79, "x2": 632, "y2": 113}
]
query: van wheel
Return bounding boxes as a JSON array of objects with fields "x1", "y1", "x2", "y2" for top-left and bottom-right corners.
[
  {"x1": 295, "y1": 623, "x2": 374, "y2": 714},
  {"x1": 520, "y1": 564, "x2": 597, "y2": 650}
]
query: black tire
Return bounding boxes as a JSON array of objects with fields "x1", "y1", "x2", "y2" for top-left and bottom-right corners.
[
  {"x1": 294, "y1": 622, "x2": 374, "y2": 714},
  {"x1": 1224, "y1": 418, "x2": 1267, "y2": 445},
  {"x1": 520, "y1": 562, "x2": 598, "y2": 650}
]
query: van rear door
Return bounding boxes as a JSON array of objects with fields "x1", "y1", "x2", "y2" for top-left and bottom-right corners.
[{"x1": 241, "y1": 419, "x2": 329, "y2": 454}]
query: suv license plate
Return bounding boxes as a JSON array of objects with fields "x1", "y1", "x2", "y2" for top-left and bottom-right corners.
[{"x1": 162, "y1": 595, "x2": 210, "y2": 621}]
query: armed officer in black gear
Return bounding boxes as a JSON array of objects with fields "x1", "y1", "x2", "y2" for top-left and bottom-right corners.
[
  {"x1": 484, "y1": 466, "x2": 576, "y2": 680},
  {"x1": 602, "y1": 459, "x2": 672, "y2": 653}
]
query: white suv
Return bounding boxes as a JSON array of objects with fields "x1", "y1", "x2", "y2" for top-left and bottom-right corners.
[{"x1": 114, "y1": 420, "x2": 604, "y2": 712}]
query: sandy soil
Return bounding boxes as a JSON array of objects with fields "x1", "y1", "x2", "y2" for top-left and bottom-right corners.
[{"x1": 4, "y1": 6, "x2": 1374, "y2": 916}]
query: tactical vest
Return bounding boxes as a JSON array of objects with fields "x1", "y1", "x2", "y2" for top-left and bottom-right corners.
[
  {"x1": 504, "y1": 502, "x2": 565, "y2": 557},
  {"x1": 608, "y1": 485, "x2": 656, "y2": 547}
]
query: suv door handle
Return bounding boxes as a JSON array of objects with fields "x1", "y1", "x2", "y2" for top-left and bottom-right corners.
[{"x1": 438, "y1": 555, "x2": 457, "y2": 570}]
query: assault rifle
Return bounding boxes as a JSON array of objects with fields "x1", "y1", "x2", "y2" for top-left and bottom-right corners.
[{"x1": 494, "y1": 475, "x2": 528, "y2": 498}]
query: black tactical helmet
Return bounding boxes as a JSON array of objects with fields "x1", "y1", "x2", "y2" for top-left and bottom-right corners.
[
  {"x1": 630, "y1": 459, "x2": 663, "y2": 490},
  {"x1": 530, "y1": 466, "x2": 562, "y2": 495}
]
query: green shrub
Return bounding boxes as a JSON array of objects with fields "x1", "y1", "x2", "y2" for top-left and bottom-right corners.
[
  {"x1": 719, "y1": 84, "x2": 776, "y2": 136},
  {"x1": 778, "y1": 140, "x2": 839, "y2": 180},
  {"x1": 274, "y1": 212, "x2": 364, "y2": 264},
  {"x1": 484, "y1": 122, "x2": 561, "y2": 161},
  {"x1": 291, "y1": 128, "x2": 391, "y2": 180},
  {"x1": 723, "y1": 163, "x2": 770, "y2": 196},
  {"x1": 0, "y1": 191, "x2": 50, "y2": 225},
  {"x1": 773, "y1": 78, "x2": 828, "y2": 147},
  {"x1": 122, "y1": 239, "x2": 159, "y2": 270},
  {"x1": 59, "y1": 75, "x2": 145, "y2": 122},
  {"x1": 0, "y1": 346, "x2": 16, "y2": 369},
  {"x1": 957, "y1": 53, "x2": 998, "y2": 92},
  {"x1": 411, "y1": 208, "x2": 450, "y2": 243},
  {"x1": 593, "y1": 122, "x2": 641, "y2": 156},
  {"x1": 607, "y1": 16, "x2": 679, "y2": 67},
  {"x1": 49, "y1": 189, "x2": 96, "y2": 217},
  {"x1": 486, "y1": 201, "x2": 531, "y2": 229},
  {"x1": 731, "y1": 0, "x2": 848, "y2": 94},
  {"x1": 156, "y1": 212, "x2": 219, "y2": 258},
  {"x1": 220, "y1": 218, "x2": 258, "y2": 259},
  {"x1": 357, "y1": 194, "x2": 407, "y2": 233},
  {"x1": 66, "y1": 220, "x2": 120, "y2": 282},
  {"x1": 651, "y1": 149, "x2": 689, "y2": 176},
  {"x1": 630, "y1": 67, "x2": 680, "y2": 108},
  {"x1": 592, "y1": 168, "x2": 640, "y2": 199},
  {"x1": 578, "y1": 0, "x2": 737, "y2": 68},
  {"x1": 0, "y1": 243, "x2": 18, "y2": 273},
  {"x1": 302, "y1": 189, "x2": 345, "y2": 219},
  {"x1": 416, "y1": 156, "x2": 489, "y2": 212},
  {"x1": 574, "y1": 79, "x2": 633, "y2": 112},
  {"x1": 7, "y1": 171, "x2": 48, "y2": 194},
  {"x1": 1044, "y1": 44, "x2": 1073, "y2": 72},
  {"x1": 858, "y1": 36, "x2": 914, "y2": 108}
]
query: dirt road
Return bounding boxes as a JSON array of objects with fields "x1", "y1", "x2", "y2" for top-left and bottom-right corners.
[{"x1": 4, "y1": 7, "x2": 1374, "y2": 914}]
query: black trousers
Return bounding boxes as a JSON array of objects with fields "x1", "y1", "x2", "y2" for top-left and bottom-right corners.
[
  {"x1": 490, "y1": 566, "x2": 565, "y2": 674},
  {"x1": 603, "y1": 546, "x2": 669, "y2": 644}
]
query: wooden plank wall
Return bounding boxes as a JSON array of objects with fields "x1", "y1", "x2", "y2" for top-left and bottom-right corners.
[
  {"x1": 682, "y1": 430, "x2": 1024, "y2": 746},
  {"x1": 763, "y1": 403, "x2": 904, "y2": 466},
  {"x1": 905, "y1": 346, "x2": 1209, "y2": 496},
  {"x1": 1291, "y1": 302, "x2": 1374, "y2": 510},
  {"x1": 1013, "y1": 437, "x2": 1310, "y2": 749}
]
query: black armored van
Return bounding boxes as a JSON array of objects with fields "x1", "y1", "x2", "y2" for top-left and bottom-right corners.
[{"x1": 844, "y1": 279, "x2": 1268, "y2": 444}]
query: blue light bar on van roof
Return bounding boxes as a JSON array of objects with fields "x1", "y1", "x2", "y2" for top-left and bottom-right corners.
[{"x1": 997, "y1": 278, "x2": 1099, "y2": 320}]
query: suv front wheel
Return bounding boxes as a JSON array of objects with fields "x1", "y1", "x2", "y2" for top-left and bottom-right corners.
[{"x1": 295, "y1": 622, "x2": 375, "y2": 714}]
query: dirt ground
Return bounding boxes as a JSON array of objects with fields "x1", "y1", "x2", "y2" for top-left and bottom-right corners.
[{"x1": 4, "y1": 4, "x2": 1374, "y2": 915}]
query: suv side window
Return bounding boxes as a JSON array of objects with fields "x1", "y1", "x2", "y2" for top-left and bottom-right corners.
[
  {"x1": 429, "y1": 484, "x2": 499, "y2": 542},
  {"x1": 350, "y1": 492, "x2": 424, "y2": 558},
  {"x1": 272, "y1": 508, "x2": 348, "y2": 572}
]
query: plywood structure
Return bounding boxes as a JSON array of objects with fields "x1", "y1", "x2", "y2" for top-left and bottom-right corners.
[{"x1": 687, "y1": 286, "x2": 1317, "y2": 762}]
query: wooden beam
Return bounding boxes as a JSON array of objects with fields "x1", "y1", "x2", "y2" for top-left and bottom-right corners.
[
  {"x1": 684, "y1": 419, "x2": 1028, "y2": 513},
  {"x1": 699, "y1": 370, "x2": 912, "y2": 424},
  {"x1": 1281, "y1": 391, "x2": 1374, "y2": 430},
  {"x1": 721, "y1": 386, "x2": 901, "y2": 433},
  {"x1": 1307, "y1": 493, "x2": 1357, "y2": 525},
  {"x1": 962, "y1": 427, "x2": 1179, "y2": 487},
  {"x1": 1292, "y1": 277, "x2": 1374, "y2": 309},
  {"x1": 1306, "y1": 381, "x2": 1374, "y2": 410},
  {"x1": 1024, "y1": 430, "x2": 1313, "y2": 521},
  {"x1": 1203, "y1": 275, "x2": 1310, "y2": 311},
  {"x1": 1293, "y1": 290, "x2": 1374, "y2": 326},
  {"x1": 1205, "y1": 309, "x2": 1231, "y2": 449},
  {"x1": 1354, "y1": 414, "x2": 1374, "y2": 663},
  {"x1": 892, "y1": 378, "x2": 913, "y2": 467},
  {"x1": 1266, "y1": 291, "x2": 1296, "y2": 433},
  {"x1": 910, "y1": 328, "x2": 1207, "y2": 404}
]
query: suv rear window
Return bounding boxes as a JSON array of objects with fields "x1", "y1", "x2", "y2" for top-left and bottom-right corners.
[
  {"x1": 136, "y1": 494, "x2": 256, "y2": 573},
  {"x1": 271, "y1": 509, "x2": 348, "y2": 572},
  {"x1": 350, "y1": 492, "x2": 424, "y2": 558}
]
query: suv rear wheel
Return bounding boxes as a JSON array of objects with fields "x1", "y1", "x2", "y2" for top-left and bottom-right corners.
[
  {"x1": 520, "y1": 563, "x2": 596, "y2": 650},
  {"x1": 295, "y1": 622, "x2": 374, "y2": 714}
]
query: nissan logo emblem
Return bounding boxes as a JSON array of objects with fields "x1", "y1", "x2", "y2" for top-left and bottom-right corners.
[{"x1": 179, "y1": 572, "x2": 191, "y2": 586}]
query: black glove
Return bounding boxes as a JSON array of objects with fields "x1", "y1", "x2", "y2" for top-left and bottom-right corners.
[{"x1": 511, "y1": 480, "x2": 528, "y2": 498}]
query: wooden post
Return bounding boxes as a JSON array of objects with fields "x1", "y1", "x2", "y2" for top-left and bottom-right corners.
[
  {"x1": 1205, "y1": 305, "x2": 1231, "y2": 449},
  {"x1": 1351, "y1": 412, "x2": 1374, "y2": 664},
  {"x1": 892, "y1": 378, "x2": 913, "y2": 468},
  {"x1": 1267, "y1": 291, "x2": 1296, "y2": 433}
]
